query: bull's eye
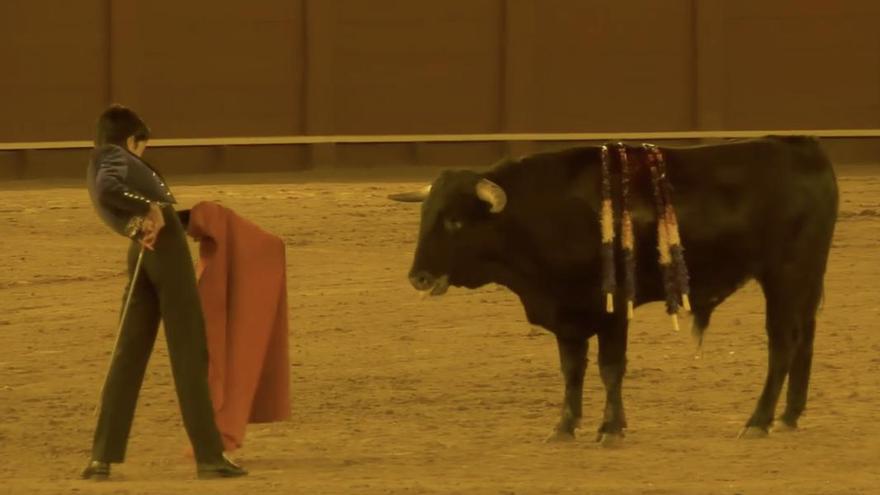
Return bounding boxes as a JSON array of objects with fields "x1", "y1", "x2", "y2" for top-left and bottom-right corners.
[{"x1": 443, "y1": 217, "x2": 464, "y2": 232}]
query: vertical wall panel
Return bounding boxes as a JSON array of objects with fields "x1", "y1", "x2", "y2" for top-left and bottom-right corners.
[
  {"x1": 0, "y1": 0, "x2": 108, "y2": 141},
  {"x1": 109, "y1": 0, "x2": 305, "y2": 138},
  {"x1": 693, "y1": 0, "x2": 726, "y2": 130},
  {"x1": 524, "y1": 0, "x2": 695, "y2": 132},
  {"x1": 721, "y1": 0, "x2": 880, "y2": 129},
  {"x1": 310, "y1": 0, "x2": 503, "y2": 134},
  {"x1": 502, "y1": 0, "x2": 539, "y2": 132}
]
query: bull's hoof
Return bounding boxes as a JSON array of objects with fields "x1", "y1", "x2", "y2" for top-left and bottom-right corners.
[
  {"x1": 772, "y1": 421, "x2": 798, "y2": 433},
  {"x1": 597, "y1": 432, "x2": 625, "y2": 448},
  {"x1": 737, "y1": 426, "x2": 769, "y2": 439},
  {"x1": 545, "y1": 430, "x2": 576, "y2": 443}
]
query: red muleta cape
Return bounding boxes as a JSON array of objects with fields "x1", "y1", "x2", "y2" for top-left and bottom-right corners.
[{"x1": 187, "y1": 201, "x2": 291, "y2": 451}]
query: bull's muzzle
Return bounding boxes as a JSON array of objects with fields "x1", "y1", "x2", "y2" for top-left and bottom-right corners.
[{"x1": 409, "y1": 270, "x2": 450, "y2": 297}]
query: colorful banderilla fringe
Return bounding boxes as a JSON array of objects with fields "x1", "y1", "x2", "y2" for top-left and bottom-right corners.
[
  {"x1": 598, "y1": 143, "x2": 690, "y2": 330},
  {"x1": 652, "y1": 146, "x2": 691, "y2": 313},
  {"x1": 615, "y1": 143, "x2": 636, "y2": 319},
  {"x1": 599, "y1": 145, "x2": 616, "y2": 313},
  {"x1": 645, "y1": 144, "x2": 691, "y2": 331}
]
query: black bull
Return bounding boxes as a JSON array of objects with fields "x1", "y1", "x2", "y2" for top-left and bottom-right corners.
[{"x1": 389, "y1": 136, "x2": 838, "y2": 444}]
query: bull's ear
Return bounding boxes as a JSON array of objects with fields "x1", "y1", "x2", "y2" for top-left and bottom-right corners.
[
  {"x1": 388, "y1": 184, "x2": 432, "y2": 202},
  {"x1": 475, "y1": 179, "x2": 507, "y2": 213}
]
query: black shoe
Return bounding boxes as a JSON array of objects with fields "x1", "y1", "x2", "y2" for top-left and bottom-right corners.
[
  {"x1": 80, "y1": 460, "x2": 110, "y2": 480},
  {"x1": 196, "y1": 454, "x2": 248, "y2": 479}
]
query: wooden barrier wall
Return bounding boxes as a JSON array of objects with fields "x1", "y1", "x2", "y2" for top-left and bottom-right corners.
[{"x1": 1, "y1": 0, "x2": 879, "y2": 177}]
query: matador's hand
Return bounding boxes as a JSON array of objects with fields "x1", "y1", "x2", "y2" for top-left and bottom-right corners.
[{"x1": 140, "y1": 203, "x2": 165, "y2": 250}]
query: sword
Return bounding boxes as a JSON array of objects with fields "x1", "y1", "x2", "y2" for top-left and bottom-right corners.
[{"x1": 93, "y1": 243, "x2": 147, "y2": 417}]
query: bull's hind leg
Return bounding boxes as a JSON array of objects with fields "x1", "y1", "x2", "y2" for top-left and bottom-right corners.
[
  {"x1": 741, "y1": 277, "x2": 802, "y2": 437},
  {"x1": 546, "y1": 336, "x2": 587, "y2": 442},
  {"x1": 776, "y1": 315, "x2": 816, "y2": 431},
  {"x1": 777, "y1": 280, "x2": 823, "y2": 431},
  {"x1": 743, "y1": 255, "x2": 826, "y2": 437}
]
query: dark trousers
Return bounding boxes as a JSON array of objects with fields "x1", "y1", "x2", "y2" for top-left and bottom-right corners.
[{"x1": 90, "y1": 207, "x2": 224, "y2": 464}]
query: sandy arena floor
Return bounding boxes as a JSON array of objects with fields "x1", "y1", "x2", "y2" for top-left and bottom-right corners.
[{"x1": 0, "y1": 165, "x2": 878, "y2": 494}]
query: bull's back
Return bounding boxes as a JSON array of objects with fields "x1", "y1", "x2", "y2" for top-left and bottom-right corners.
[
  {"x1": 663, "y1": 137, "x2": 837, "y2": 290},
  {"x1": 667, "y1": 136, "x2": 836, "y2": 233}
]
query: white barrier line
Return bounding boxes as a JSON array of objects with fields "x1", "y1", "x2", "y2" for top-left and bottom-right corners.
[{"x1": 2, "y1": 129, "x2": 880, "y2": 151}]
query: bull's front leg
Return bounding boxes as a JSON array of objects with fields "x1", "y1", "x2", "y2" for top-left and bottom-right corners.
[
  {"x1": 546, "y1": 336, "x2": 587, "y2": 442},
  {"x1": 596, "y1": 317, "x2": 628, "y2": 447}
]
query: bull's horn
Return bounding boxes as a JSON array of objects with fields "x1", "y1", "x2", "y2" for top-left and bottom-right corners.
[
  {"x1": 388, "y1": 184, "x2": 432, "y2": 202},
  {"x1": 475, "y1": 178, "x2": 507, "y2": 213}
]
